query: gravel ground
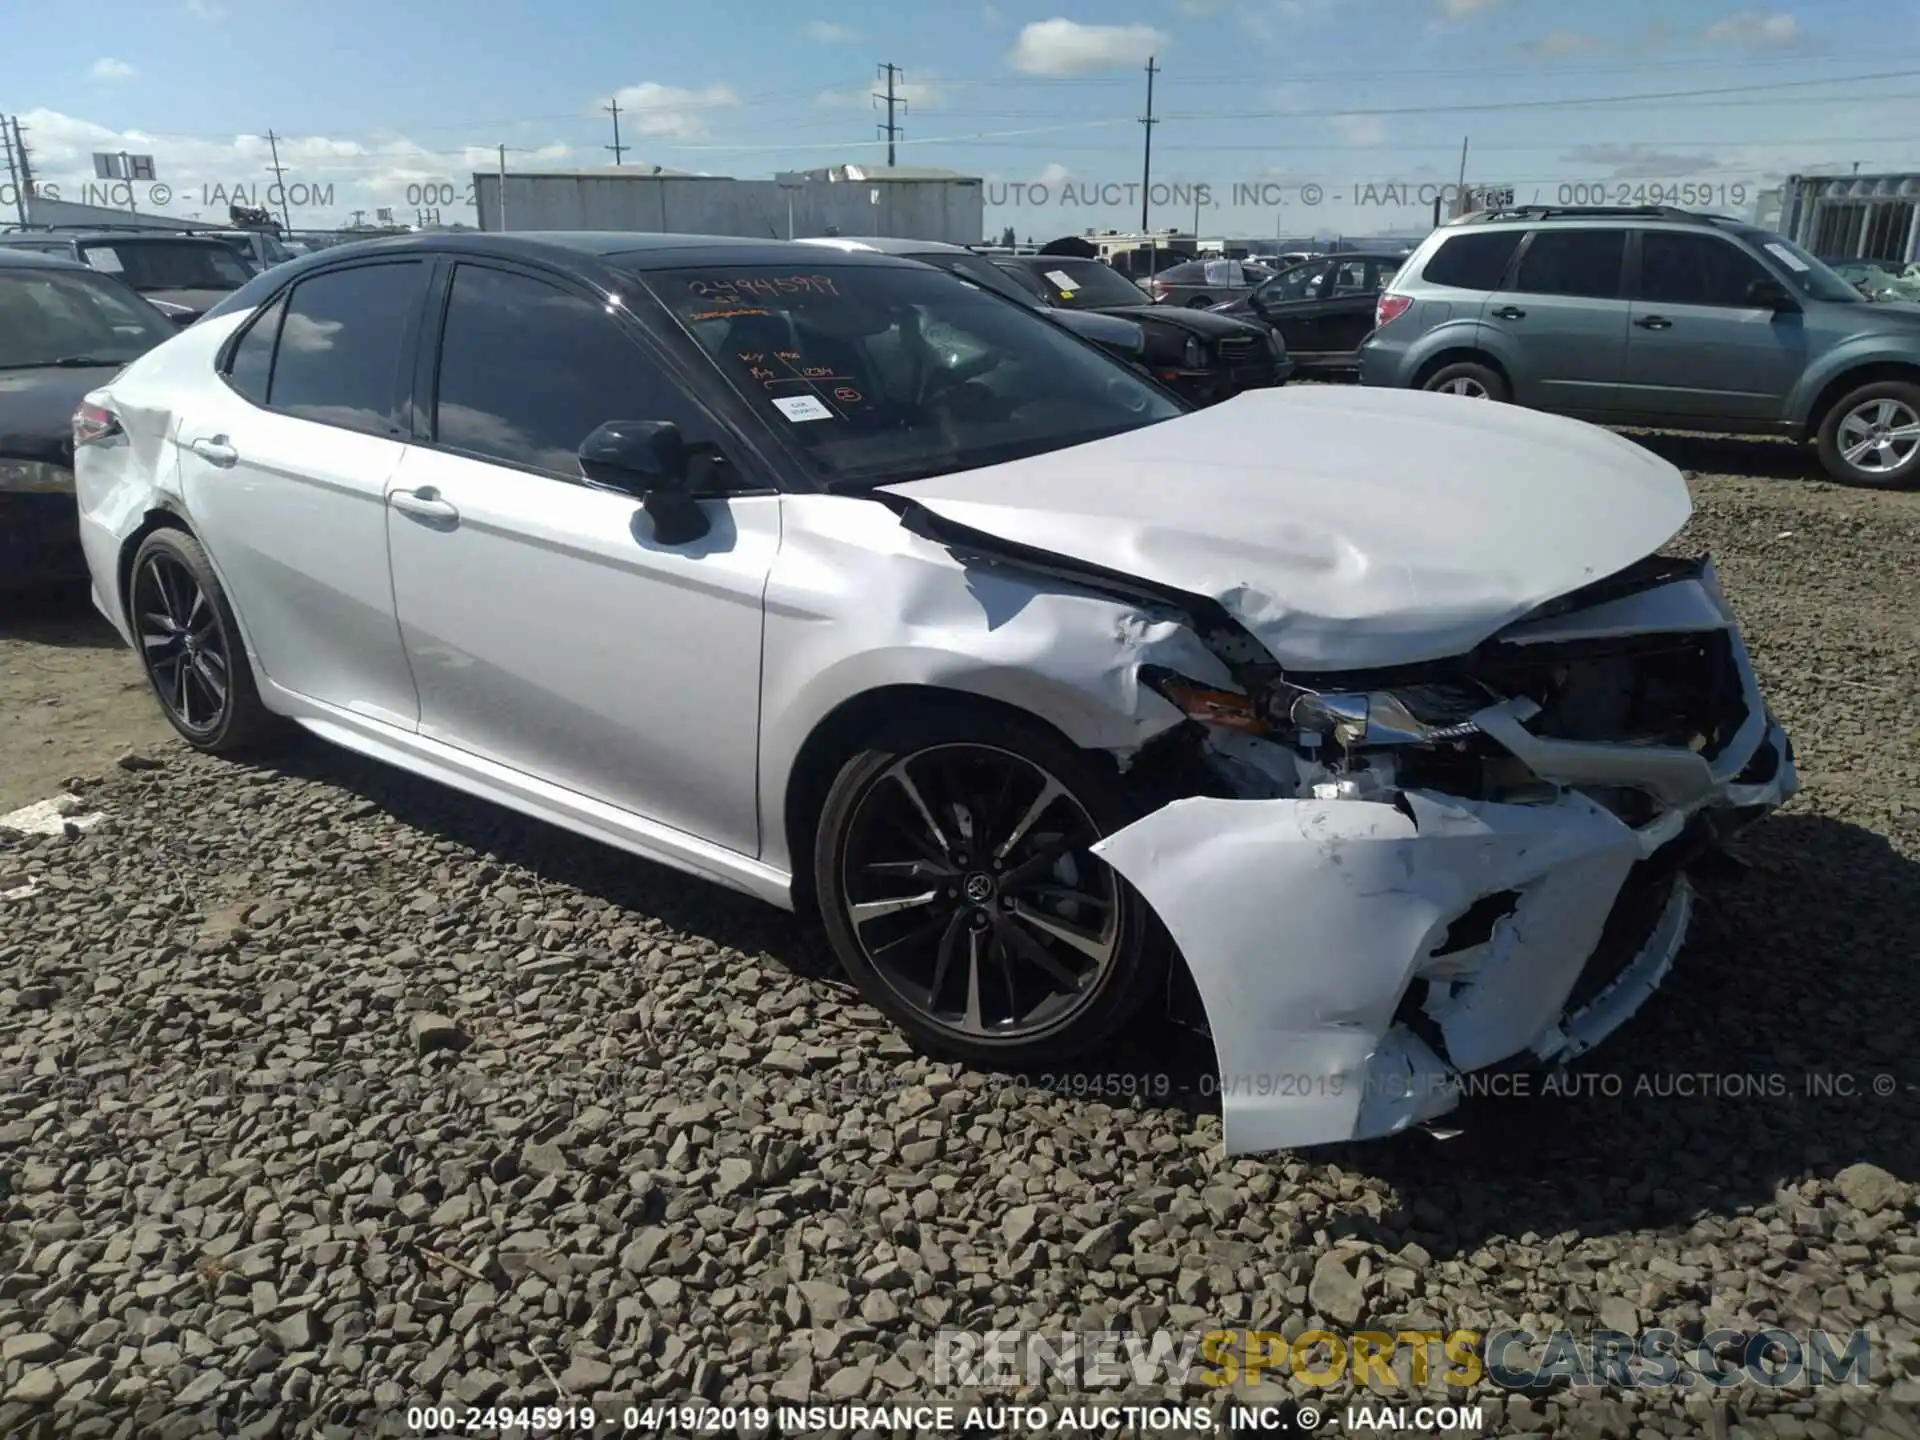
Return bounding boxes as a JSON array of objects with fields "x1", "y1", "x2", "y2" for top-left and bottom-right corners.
[{"x1": 1, "y1": 441, "x2": 1918, "y2": 1439}]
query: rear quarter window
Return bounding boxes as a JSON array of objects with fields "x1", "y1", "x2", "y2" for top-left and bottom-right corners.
[{"x1": 1419, "y1": 231, "x2": 1522, "y2": 290}]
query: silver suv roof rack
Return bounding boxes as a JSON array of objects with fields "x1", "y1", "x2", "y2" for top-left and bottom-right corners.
[{"x1": 1444, "y1": 204, "x2": 1718, "y2": 227}]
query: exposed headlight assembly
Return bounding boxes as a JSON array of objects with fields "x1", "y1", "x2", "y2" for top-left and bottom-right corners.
[
  {"x1": 1290, "y1": 681, "x2": 1493, "y2": 747},
  {"x1": 0, "y1": 460, "x2": 75, "y2": 494}
]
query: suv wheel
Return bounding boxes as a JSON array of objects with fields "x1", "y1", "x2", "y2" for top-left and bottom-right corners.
[
  {"x1": 1422, "y1": 361, "x2": 1508, "y2": 401},
  {"x1": 1817, "y1": 381, "x2": 1920, "y2": 489}
]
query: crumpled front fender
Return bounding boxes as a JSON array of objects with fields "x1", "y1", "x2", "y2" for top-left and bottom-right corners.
[{"x1": 1093, "y1": 790, "x2": 1662, "y2": 1155}]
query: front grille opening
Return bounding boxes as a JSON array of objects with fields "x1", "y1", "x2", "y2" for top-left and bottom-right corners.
[
  {"x1": 1477, "y1": 631, "x2": 1749, "y2": 760},
  {"x1": 1432, "y1": 889, "x2": 1521, "y2": 956},
  {"x1": 1564, "y1": 861, "x2": 1679, "y2": 1014},
  {"x1": 1736, "y1": 738, "x2": 1780, "y2": 786}
]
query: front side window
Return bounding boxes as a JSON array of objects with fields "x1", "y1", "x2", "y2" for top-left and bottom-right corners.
[
  {"x1": 0, "y1": 269, "x2": 179, "y2": 369},
  {"x1": 1637, "y1": 231, "x2": 1773, "y2": 307},
  {"x1": 1257, "y1": 259, "x2": 1333, "y2": 304},
  {"x1": 1512, "y1": 229, "x2": 1627, "y2": 299},
  {"x1": 652, "y1": 263, "x2": 1182, "y2": 487},
  {"x1": 434, "y1": 264, "x2": 702, "y2": 479},
  {"x1": 267, "y1": 262, "x2": 425, "y2": 435},
  {"x1": 79, "y1": 241, "x2": 255, "y2": 293},
  {"x1": 225, "y1": 293, "x2": 288, "y2": 403},
  {"x1": 1730, "y1": 228, "x2": 1862, "y2": 303}
]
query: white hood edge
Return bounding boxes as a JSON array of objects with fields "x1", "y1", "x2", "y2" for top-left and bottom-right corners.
[{"x1": 882, "y1": 386, "x2": 1692, "y2": 671}]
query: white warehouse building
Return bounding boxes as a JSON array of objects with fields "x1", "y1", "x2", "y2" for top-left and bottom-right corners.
[{"x1": 470, "y1": 164, "x2": 983, "y2": 245}]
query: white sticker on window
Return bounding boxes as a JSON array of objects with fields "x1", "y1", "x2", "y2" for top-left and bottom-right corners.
[
  {"x1": 1764, "y1": 242, "x2": 1811, "y2": 272},
  {"x1": 772, "y1": 395, "x2": 834, "y2": 422},
  {"x1": 85, "y1": 247, "x2": 125, "y2": 273},
  {"x1": 1044, "y1": 269, "x2": 1079, "y2": 291}
]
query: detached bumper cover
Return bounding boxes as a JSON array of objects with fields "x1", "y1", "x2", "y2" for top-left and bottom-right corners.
[{"x1": 1093, "y1": 571, "x2": 1798, "y2": 1155}]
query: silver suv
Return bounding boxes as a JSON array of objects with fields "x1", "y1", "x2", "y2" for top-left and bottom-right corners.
[{"x1": 1359, "y1": 205, "x2": 1920, "y2": 489}]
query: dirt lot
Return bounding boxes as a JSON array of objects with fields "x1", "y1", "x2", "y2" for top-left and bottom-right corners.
[
  {"x1": 0, "y1": 585, "x2": 177, "y2": 815},
  {"x1": 1, "y1": 437, "x2": 1918, "y2": 1437}
]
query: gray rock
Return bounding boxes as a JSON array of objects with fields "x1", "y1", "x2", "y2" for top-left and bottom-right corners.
[
  {"x1": 1, "y1": 1334, "x2": 61, "y2": 1364},
  {"x1": 1835, "y1": 1163, "x2": 1908, "y2": 1215},
  {"x1": 1308, "y1": 1255, "x2": 1365, "y2": 1327},
  {"x1": 408, "y1": 1012, "x2": 465, "y2": 1054}
]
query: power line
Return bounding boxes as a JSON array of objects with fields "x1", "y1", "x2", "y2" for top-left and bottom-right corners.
[
  {"x1": 605, "y1": 98, "x2": 626, "y2": 164},
  {"x1": 874, "y1": 63, "x2": 905, "y2": 165},
  {"x1": 1162, "y1": 66, "x2": 1920, "y2": 120}
]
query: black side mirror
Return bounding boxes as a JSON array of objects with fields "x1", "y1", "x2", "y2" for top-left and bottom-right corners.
[
  {"x1": 577, "y1": 420, "x2": 710, "y2": 544},
  {"x1": 1747, "y1": 278, "x2": 1797, "y2": 311}
]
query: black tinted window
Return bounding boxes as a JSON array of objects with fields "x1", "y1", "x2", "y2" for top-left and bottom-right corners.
[
  {"x1": 1638, "y1": 231, "x2": 1772, "y2": 307},
  {"x1": 435, "y1": 264, "x2": 697, "y2": 478},
  {"x1": 1420, "y1": 231, "x2": 1521, "y2": 290},
  {"x1": 226, "y1": 294, "x2": 286, "y2": 403},
  {"x1": 267, "y1": 262, "x2": 423, "y2": 435},
  {"x1": 1513, "y1": 230, "x2": 1626, "y2": 299}
]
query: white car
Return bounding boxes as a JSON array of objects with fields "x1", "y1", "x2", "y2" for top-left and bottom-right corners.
[{"x1": 73, "y1": 232, "x2": 1797, "y2": 1153}]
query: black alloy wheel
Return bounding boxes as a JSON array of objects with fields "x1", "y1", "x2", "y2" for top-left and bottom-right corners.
[
  {"x1": 128, "y1": 528, "x2": 275, "y2": 751},
  {"x1": 815, "y1": 713, "x2": 1167, "y2": 1066}
]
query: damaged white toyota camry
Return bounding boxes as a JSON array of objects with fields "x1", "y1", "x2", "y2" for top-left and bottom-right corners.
[{"x1": 72, "y1": 233, "x2": 1797, "y2": 1153}]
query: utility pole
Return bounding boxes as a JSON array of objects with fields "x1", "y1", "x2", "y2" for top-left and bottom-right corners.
[
  {"x1": 497, "y1": 144, "x2": 508, "y2": 231},
  {"x1": 1139, "y1": 56, "x2": 1158, "y2": 233},
  {"x1": 265, "y1": 130, "x2": 294, "y2": 231},
  {"x1": 605, "y1": 98, "x2": 626, "y2": 165},
  {"x1": 874, "y1": 64, "x2": 905, "y2": 167},
  {"x1": 2, "y1": 117, "x2": 26, "y2": 226}
]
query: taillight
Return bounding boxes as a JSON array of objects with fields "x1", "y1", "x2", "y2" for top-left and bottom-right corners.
[
  {"x1": 73, "y1": 401, "x2": 120, "y2": 448},
  {"x1": 1376, "y1": 293, "x2": 1414, "y2": 328}
]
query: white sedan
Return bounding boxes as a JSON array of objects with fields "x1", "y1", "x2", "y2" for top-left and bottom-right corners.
[{"x1": 73, "y1": 232, "x2": 1797, "y2": 1153}]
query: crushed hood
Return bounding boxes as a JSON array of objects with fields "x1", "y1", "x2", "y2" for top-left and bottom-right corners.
[{"x1": 881, "y1": 385, "x2": 1692, "y2": 670}]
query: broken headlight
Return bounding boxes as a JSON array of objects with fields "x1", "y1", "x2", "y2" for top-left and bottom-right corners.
[{"x1": 1288, "y1": 680, "x2": 1496, "y2": 748}]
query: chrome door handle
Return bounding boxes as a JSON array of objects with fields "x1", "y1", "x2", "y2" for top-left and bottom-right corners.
[
  {"x1": 190, "y1": 437, "x2": 237, "y2": 466},
  {"x1": 389, "y1": 488, "x2": 459, "y2": 522}
]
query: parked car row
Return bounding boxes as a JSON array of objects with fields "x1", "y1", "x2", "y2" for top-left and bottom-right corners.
[
  {"x1": 1359, "y1": 204, "x2": 1920, "y2": 489},
  {"x1": 64, "y1": 228, "x2": 1798, "y2": 1150}
]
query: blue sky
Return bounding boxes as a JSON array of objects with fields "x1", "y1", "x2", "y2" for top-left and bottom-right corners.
[{"x1": 5, "y1": 0, "x2": 1918, "y2": 236}]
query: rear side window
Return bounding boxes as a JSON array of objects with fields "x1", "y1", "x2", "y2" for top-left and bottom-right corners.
[
  {"x1": 225, "y1": 294, "x2": 287, "y2": 404},
  {"x1": 267, "y1": 262, "x2": 425, "y2": 436},
  {"x1": 1512, "y1": 230, "x2": 1626, "y2": 299},
  {"x1": 1419, "y1": 231, "x2": 1522, "y2": 290}
]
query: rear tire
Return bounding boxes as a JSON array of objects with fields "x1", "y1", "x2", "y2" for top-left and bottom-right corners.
[
  {"x1": 812, "y1": 707, "x2": 1169, "y2": 1068},
  {"x1": 1186, "y1": 295, "x2": 1213, "y2": 309},
  {"x1": 1815, "y1": 380, "x2": 1920, "y2": 489},
  {"x1": 127, "y1": 528, "x2": 279, "y2": 753},
  {"x1": 1422, "y1": 360, "x2": 1508, "y2": 401}
]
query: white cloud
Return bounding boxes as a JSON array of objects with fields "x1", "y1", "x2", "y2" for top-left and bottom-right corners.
[
  {"x1": 1433, "y1": 0, "x2": 1503, "y2": 17},
  {"x1": 604, "y1": 82, "x2": 741, "y2": 139},
  {"x1": 1175, "y1": 0, "x2": 1229, "y2": 13},
  {"x1": 982, "y1": 2, "x2": 1004, "y2": 23},
  {"x1": 184, "y1": 0, "x2": 221, "y2": 15},
  {"x1": 1331, "y1": 112, "x2": 1388, "y2": 146},
  {"x1": 1561, "y1": 143, "x2": 1728, "y2": 178},
  {"x1": 1522, "y1": 28, "x2": 1608, "y2": 57},
  {"x1": 1033, "y1": 161, "x2": 1072, "y2": 186},
  {"x1": 815, "y1": 75, "x2": 944, "y2": 109},
  {"x1": 90, "y1": 58, "x2": 137, "y2": 81},
  {"x1": 804, "y1": 20, "x2": 857, "y2": 42},
  {"x1": 1008, "y1": 19, "x2": 1168, "y2": 75},
  {"x1": 1702, "y1": 8, "x2": 1799, "y2": 46}
]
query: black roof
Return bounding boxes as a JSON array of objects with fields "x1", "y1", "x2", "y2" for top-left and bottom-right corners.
[
  {"x1": 197, "y1": 229, "x2": 930, "y2": 325},
  {"x1": 0, "y1": 247, "x2": 91, "y2": 271}
]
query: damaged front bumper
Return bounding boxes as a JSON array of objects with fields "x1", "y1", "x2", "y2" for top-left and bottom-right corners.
[{"x1": 1091, "y1": 567, "x2": 1800, "y2": 1155}]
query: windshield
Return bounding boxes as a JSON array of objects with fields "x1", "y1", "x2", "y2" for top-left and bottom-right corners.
[
  {"x1": 910, "y1": 251, "x2": 1046, "y2": 310},
  {"x1": 78, "y1": 240, "x2": 255, "y2": 293},
  {"x1": 1015, "y1": 258, "x2": 1150, "y2": 310},
  {"x1": 651, "y1": 263, "x2": 1183, "y2": 487},
  {"x1": 1736, "y1": 229, "x2": 1862, "y2": 303},
  {"x1": 0, "y1": 268, "x2": 178, "y2": 369}
]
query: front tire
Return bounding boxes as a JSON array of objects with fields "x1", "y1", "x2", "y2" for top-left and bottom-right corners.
[
  {"x1": 1422, "y1": 360, "x2": 1508, "y2": 401},
  {"x1": 812, "y1": 708, "x2": 1168, "y2": 1068},
  {"x1": 128, "y1": 528, "x2": 277, "y2": 752},
  {"x1": 1816, "y1": 381, "x2": 1920, "y2": 489}
]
